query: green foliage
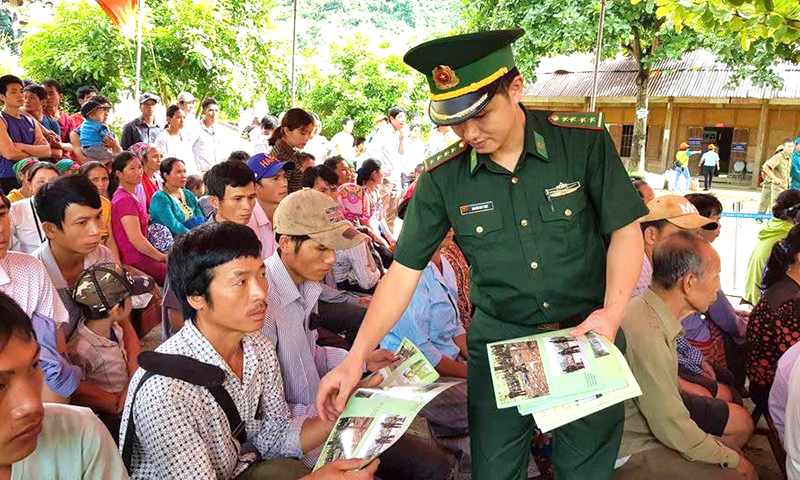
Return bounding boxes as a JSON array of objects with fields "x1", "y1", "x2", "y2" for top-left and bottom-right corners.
[
  {"x1": 273, "y1": 0, "x2": 462, "y2": 50},
  {"x1": 290, "y1": 34, "x2": 428, "y2": 138},
  {"x1": 651, "y1": 0, "x2": 800, "y2": 49},
  {"x1": 649, "y1": 0, "x2": 800, "y2": 86},
  {"x1": 20, "y1": 0, "x2": 277, "y2": 115},
  {"x1": 460, "y1": 0, "x2": 698, "y2": 77},
  {"x1": 20, "y1": 1, "x2": 128, "y2": 109}
]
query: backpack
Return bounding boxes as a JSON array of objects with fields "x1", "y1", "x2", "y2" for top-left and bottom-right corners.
[{"x1": 121, "y1": 351, "x2": 247, "y2": 471}]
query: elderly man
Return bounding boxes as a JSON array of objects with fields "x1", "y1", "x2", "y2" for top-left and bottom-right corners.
[{"x1": 615, "y1": 231, "x2": 756, "y2": 479}]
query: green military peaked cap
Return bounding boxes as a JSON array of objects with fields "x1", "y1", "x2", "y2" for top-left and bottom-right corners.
[{"x1": 404, "y1": 29, "x2": 524, "y2": 126}]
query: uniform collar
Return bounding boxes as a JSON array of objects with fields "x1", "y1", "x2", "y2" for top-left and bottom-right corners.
[
  {"x1": 641, "y1": 288, "x2": 683, "y2": 341},
  {"x1": 469, "y1": 105, "x2": 549, "y2": 176}
]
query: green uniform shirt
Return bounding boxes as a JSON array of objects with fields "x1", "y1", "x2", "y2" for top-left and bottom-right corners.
[{"x1": 395, "y1": 107, "x2": 648, "y2": 326}]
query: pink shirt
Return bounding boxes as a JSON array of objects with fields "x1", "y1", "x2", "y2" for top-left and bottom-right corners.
[
  {"x1": 111, "y1": 188, "x2": 148, "y2": 265},
  {"x1": 247, "y1": 202, "x2": 275, "y2": 261}
]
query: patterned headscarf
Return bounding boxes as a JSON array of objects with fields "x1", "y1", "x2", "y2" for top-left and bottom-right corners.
[{"x1": 130, "y1": 142, "x2": 156, "y2": 164}]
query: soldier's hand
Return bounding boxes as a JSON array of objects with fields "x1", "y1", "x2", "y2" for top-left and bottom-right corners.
[
  {"x1": 316, "y1": 357, "x2": 365, "y2": 422},
  {"x1": 569, "y1": 307, "x2": 621, "y2": 343}
]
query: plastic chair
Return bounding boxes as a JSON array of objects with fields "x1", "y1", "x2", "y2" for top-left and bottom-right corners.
[
  {"x1": 744, "y1": 162, "x2": 756, "y2": 185},
  {"x1": 731, "y1": 161, "x2": 745, "y2": 184}
]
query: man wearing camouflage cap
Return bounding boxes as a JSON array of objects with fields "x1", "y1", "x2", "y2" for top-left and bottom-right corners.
[{"x1": 317, "y1": 30, "x2": 648, "y2": 479}]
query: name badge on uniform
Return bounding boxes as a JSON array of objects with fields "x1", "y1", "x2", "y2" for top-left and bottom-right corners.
[{"x1": 460, "y1": 201, "x2": 494, "y2": 215}]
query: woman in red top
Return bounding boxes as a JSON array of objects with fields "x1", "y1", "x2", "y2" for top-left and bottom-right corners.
[{"x1": 130, "y1": 142, "x2": 164, "y2": 209}]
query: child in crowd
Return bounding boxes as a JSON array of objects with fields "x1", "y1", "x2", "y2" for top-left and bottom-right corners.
[
  {"x1": 185, "y1": 173, "x2": 205, "y2": 199},
  {"x1": 297, "y1": 151, "x2": 315, "y2": 171},
  {"x1": 78, "y1": 96, "x2": 115, "y2": 163},
  {"x1": 67, "y1": 263, "x2": 154, "y2": 439}
]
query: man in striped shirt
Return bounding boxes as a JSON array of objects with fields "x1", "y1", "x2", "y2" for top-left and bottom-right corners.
[{"x1": 263, "y1": 189, "x2": 452, "y2": 477}]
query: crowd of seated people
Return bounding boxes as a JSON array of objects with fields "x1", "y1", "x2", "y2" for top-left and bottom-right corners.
[{"x1": 7, "y1": 70, "x2": 800, "y2": 479}]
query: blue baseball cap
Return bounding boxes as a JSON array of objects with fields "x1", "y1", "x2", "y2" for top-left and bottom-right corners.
[{"x1": 247, "y1": 153, "x2": 296, "y2": 181}]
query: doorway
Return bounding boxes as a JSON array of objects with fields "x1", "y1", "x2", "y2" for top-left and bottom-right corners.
[{"x1": 702, "y1": 127, "x2": 734, "y2": 173}]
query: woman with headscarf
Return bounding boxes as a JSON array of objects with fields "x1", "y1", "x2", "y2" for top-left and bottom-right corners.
[{"x1": 130, "y1": 142, "x2": 164, "y2": 209}]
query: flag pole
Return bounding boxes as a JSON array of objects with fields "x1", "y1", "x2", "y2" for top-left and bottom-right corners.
[
  {"x1": 134, "y1": 0, "x2": 144, "y2": 101},
  {"x1": 589, "y1": 0, "x2": 606, "y2": 113},
  {"x1": 290, "y1": 0, "x2": 298, "y2": 107}
]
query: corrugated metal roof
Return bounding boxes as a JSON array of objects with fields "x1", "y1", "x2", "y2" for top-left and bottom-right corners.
[{"x1": 523, "y1": 50, "x2": 800, "y2": 100}]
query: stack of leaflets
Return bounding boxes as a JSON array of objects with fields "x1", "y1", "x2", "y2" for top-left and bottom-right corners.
[
  {"x1": 487, "y1": 328, "x2": 642, "y2": 433},
  {"x1": 314, "y1": 339, "x2": 460, "y2": 471}
]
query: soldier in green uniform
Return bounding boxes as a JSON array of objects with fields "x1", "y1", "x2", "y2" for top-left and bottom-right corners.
[{"x1": 316, "y1": 29, "x2": 649, "y2": 479}]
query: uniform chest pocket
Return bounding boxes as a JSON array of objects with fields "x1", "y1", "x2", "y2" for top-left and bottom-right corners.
[
  {"x1": 453, "y1": 210, "x2": 504, "y2": 240},
  {"x1": 539, "y1": 190, "x2": 588, "y2": 223}
]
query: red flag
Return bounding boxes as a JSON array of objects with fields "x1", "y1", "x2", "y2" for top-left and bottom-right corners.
[{"x1": 95, "y1": 0, "x2": 137, "y2": 29}]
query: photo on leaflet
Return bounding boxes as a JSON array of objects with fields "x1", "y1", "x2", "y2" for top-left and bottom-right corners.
[
  {"x1": 545, "y1": 336, "x2": 588, "y2": 376},
  {"x1": 322, "y1": 416, "x2": 374, "y2": 465},
  {"x1": 361, "y1": 414, "x2": 407, "y2": 461},
  {"x1": 490, "y1": 340, "x2": 549, "y2": 404},
  {"x1": 587, "y1": 333, "x2": 610, "y2": 358}
]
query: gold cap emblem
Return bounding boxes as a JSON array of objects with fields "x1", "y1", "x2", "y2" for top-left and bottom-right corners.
[{"x1": 432, "y1": 65, "x2": 460, "y2": 90}]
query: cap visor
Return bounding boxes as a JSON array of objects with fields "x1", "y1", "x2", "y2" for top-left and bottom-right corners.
[
  {"x1": 258, "y1": 161, "x2": 292, "y2": 179},
  {"x1": 668, "y1": 214, "x2": 716, "y2": 230},
  {"x1": 311, "y1": 225, "x2": 368, "y2": 251},
  {"x1": 428, "y1": 81, "x2": 499, "y2": 126},
  {"x1": 129, "y1": 275, "x2": 155, "y2": 296}
]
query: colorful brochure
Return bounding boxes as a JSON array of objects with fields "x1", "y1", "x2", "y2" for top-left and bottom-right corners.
[
  {"x1": 314, "y1": 339, "x2": 459, "y2": 471},
  {"x1": 487, "y1": 329, "x2": 640, "y2": 425}
]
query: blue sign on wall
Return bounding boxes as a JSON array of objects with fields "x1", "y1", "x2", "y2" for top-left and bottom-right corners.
[{"x1": 732, "y1": 142, "x2": 747, "y2": 153}]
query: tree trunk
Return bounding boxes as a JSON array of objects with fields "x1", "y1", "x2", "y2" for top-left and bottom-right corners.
[{"x1": 630, "y1": 68, "x2": 649, "y2": 172}]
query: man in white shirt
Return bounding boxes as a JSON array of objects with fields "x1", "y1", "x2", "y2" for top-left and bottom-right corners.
[
  {"x1": 264, "y1": 189, "x2": 452, "y2": 477},
  {"x1": 770, "y1": 342, "x2": 800, "y2": 445},
  {"x1": 192, "y1": 98, "x2": 224, "y2": 173},
  {"x1": 329, "y1": 118, "x2": 355, "y2": 160},
  {"x1": 785, "y1": 349, "x2": 800, "y2": 479},
  {"x1": 10, "y1": 162, "x2": 58, "y2": 253},
  {"x1": 367, "y1": 107, "x2": 406, "y2": 232},
  {"x1": 698, "y1": 144, "x2": 721, "y2": 191},
  {"x1": 0, "y1": 185, "x2": 77, "y2": 404},
  {"x1": 176, "y1": 90, "x2": 199, "y2": 143},
  {"x1": 121, "y1": 222, "x2": 376, "y2": 479},
  {"x1": 0, "y1": 291, "x2": 129, "y2": 480},
  {"x1": 304, "y1": 114, "x2": 330, "y2": 163}
]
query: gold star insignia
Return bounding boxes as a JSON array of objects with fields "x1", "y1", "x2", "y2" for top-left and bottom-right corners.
[
  {"x1": 579, "y1": 117, "x2": 586, "y2": 123},
  {"x1": 569, "y1": 116, "x2": 577, "y2": 122},
  {"x1": 589, "y1": 116, "x2": 596, "y2": 123},
  {"x1": 552, "y1": 115, "x2": 560, "y2": 121}
]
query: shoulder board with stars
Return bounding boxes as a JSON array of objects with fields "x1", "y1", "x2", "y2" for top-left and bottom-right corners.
[
  {"x1": 424, "y1": 141, "x2": 468, "y2": 173},
  {"x1": 548, "y1": 112, "x2": 605, "y2": 130}
]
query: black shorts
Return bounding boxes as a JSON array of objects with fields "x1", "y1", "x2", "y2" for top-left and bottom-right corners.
[{"x1": 680, "y1": 391, "x2": 730, "y2": 436}]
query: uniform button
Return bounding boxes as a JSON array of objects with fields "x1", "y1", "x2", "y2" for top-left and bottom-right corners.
[
  {"x1": 459, "y1": 141, "x2": 465, "y2": 148},
  {"x1": 511, "y1": 176, "x2": 519, "y2": 184},
  {"x1": 565, "y1": 209, "x2": 572, "y2": 217},
  {"x1": 543, "y1": 301, "x2": 551, "y2": 309},
  {"x1": 476, "y1": 226, "x2": 484, "y2": 234},
  {"x1": 530, "y1": 261, "x2": 538, "y2": 270},
  {"x1": 520, "y1": 219, "x2": 528, "y2": 227}
]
